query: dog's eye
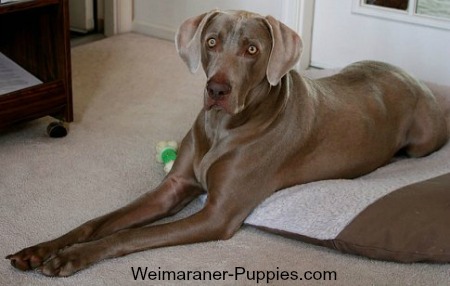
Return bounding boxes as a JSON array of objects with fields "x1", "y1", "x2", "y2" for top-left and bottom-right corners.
[
  {"x1": 247, "y1": 45, "x2": 258, "y2": 55},
  {"x1": 207, "y1": 38, "x2": 217, "y2": 48}
]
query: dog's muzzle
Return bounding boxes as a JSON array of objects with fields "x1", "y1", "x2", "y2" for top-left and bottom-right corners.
[
  {"x1": 205, "y1": 79, "x2": 232, "y2": 112},
  {"x1": 207, "y1": 80, "x2": 231, "y2": 100}
]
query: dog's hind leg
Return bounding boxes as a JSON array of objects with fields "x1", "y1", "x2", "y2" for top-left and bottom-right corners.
[{"x1": 404, "y1": 93, "x2": 448, "y2": 157}]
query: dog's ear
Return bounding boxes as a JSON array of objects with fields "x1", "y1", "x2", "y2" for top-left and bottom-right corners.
[
  {"x1": 175, "y1": 10, "x2": 219, "y2": 73},
  {"x1": 264, "y1": 16, "x2": 302, "y2": 86}
]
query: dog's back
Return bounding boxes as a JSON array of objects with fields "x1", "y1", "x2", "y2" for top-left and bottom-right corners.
[
  {"x1": 319, "y1": 61, "x2": 447, "y2": 157},
  {"x1": 277, "y1": 60, "x2": 448, "y2": 182}
]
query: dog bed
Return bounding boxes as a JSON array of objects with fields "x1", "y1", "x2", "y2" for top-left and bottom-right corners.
[{"x1": 243, "y1": 76, "x2": 450, "y2": 263}]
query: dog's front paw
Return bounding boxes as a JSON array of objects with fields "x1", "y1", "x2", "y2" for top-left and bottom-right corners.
[
  {"x1": 39, "y1": 249, "x2": 82, "y2": 277},
  {"x1": 39, "y1": 242, "x2": 101, "y2": 277},
  {"x1": 6, "y1": 243, "x2": 57, "y2": 271}
]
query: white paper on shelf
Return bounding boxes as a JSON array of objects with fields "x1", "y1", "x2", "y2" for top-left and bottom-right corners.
[
  {"x1": 0, "y1": 51, "x2": 42, "y2": 95},
  {"x1": 0, "y1": 0, "x2": 19, "y2": 4}
]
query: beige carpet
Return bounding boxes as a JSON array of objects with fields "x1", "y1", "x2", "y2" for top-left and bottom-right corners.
[{"x1": 1, "y1": 33, "x2": 449, "y2": 285}]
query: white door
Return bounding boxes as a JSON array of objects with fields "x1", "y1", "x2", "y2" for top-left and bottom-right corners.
[{"x1": 310, "y1": 0, "x2": 450, "y2": 85}]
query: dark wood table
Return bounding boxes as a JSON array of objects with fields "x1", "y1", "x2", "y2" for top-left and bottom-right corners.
[{"x1": 0, "y1": 0, "x2": 73, "y2": 137}]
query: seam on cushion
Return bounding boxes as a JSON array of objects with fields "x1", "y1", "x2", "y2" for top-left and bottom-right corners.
[{"x1": 332, "y1": 238, "x2": 450, "y2": 261}]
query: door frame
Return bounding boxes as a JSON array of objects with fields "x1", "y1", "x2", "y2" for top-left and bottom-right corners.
[{"x1": 104, "y1": 0, "x2": 133, "y2": 36}]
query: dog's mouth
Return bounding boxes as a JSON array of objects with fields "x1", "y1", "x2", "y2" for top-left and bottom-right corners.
[{"x1": 205, "y1": 97, "x2": 233, "y2": 114}]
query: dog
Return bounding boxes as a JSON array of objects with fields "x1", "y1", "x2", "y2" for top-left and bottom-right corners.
[{"x1": 6, "y1": 10, "x2": 448, "y2": 277}]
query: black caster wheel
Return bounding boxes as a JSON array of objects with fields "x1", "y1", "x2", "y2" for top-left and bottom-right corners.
[{"x1": 47, "y1": 122, "x2": 68, "y2": 138}]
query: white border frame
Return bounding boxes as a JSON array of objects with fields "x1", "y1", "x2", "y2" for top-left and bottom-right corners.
[{"x1": 352, "y1": 0, "x2": 450, "y2": 30}]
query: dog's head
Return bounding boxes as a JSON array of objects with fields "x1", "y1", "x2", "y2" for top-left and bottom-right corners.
[{"x1": 176, "y1": 10, "x2": 302, "y2": 115}]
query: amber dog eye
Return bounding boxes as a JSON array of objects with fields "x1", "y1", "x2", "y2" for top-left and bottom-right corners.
[
  {"x1": 207, "y1": 38, "x2": 217, "y2": 48},
  {"x1": 247, "y1": 45, "x2": 258, "y2": 55}
]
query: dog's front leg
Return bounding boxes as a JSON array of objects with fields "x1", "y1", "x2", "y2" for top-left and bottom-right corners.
[
  {"x1": 6, "y1": 133, "x2": 203, "y2": 272},
  {"x1": 34, "y1": 161, "x2": 274, "y2": 277},
  {"x1": 35, "y1": 194, "x2": 252, "y2": 277},
  {"x1": 6, "y1": 176, "x2": 203, "y2": 272}
]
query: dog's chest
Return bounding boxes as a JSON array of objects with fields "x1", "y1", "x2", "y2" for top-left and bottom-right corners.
[
  {"x1": 194, "y1": 148, "x2": 223, "y2": 190},
  {"x1": 194, "y1": 113, "x2": 232, "y2": 189},
  {"x1": 194, "y1": 133, "x2": 233, "y2": 190}
]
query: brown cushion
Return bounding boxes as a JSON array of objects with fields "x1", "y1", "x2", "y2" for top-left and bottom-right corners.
[{"x1": 333, "y1": 173, "x2": 450, "y2": 262}]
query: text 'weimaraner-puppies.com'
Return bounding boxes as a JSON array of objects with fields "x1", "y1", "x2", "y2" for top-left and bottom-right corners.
[{"x1": 6, "y1": 10, "x2": 448, "y2": 277}]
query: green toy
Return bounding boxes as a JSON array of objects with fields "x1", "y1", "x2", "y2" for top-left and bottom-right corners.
[{"x1": 156, "y1": 141, "x2": 178, "y2": 173}]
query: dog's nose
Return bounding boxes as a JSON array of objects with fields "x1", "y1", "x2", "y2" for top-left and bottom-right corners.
[{"x1": 207, "y1": 80, "x2": 231, "y2": 100}]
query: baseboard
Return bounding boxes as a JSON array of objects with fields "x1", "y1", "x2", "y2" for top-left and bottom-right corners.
[
  {"x1": 132, "y1": 21, "x2": 176, "y2": 42},
  {"x1": 309, "y1": 61, "x2": 340, "y2": 70}
]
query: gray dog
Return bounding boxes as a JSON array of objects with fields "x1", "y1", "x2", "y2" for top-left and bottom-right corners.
[{"x1": 7, "y1": 10, "x2": 448, "y2": 277}]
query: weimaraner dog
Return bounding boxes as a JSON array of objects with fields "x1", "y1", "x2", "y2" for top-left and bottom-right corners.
[{"x1": 6, "y1": 10, "x2": 448, "y2": 277}]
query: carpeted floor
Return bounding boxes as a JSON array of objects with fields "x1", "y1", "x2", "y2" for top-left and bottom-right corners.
[{"x1": 1, "y1": 33, "x2": 449, "y2": 285}]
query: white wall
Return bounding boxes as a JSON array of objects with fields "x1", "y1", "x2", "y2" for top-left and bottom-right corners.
[
  {"x1": 133, "y1": 0, "x2": 296, "y2": 40},
  {"x1": 311, "y1": 0, "x2": 450, "y2": 85}
]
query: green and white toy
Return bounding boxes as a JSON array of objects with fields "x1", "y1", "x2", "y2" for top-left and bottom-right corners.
[{"x1": 156, "y1": 141, "x2": 178, "y2": 173}]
